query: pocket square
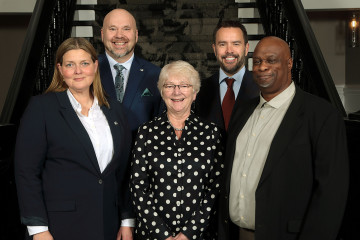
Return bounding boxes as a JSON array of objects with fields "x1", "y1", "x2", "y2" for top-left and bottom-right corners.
[{"x1": 141, "y1": 88, "x2": 153, "y2": 97}]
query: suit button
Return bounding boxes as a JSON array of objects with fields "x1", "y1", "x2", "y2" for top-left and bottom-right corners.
[{"x1": 99, "y1": 179, "x2": 103, "y2": 184}]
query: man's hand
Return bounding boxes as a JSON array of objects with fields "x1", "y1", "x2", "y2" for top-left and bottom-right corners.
[
  {"x1": 116, "y1": 226, "x2": 133, "y2": 240},
  {"x1": 33, "y1": 231, "x2": 54, "y2": 240},
  {"x1": 174, "y1": 232, "x2": 189, "y2": 240}
]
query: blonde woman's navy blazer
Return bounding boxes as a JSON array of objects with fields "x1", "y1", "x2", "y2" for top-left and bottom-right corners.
[{"x1": 15, "y1": 91, "x2": 133, "y2": 240}]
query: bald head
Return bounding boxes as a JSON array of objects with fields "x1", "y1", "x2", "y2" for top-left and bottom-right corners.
[
  {"x1": 252, "y1": 36, "x2": 293, "y2": 101},
  {"x1": 254, "y1": 36, "x2": 291, "y2": 59},
  {"x1": 103, "y1": 9, "x2": 137, "y2": 30},
  {"x1": 101, "y1": 9, "x2": 138, "y2": 63}
]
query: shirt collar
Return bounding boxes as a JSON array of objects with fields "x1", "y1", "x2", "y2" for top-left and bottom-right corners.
[
  {"x1": 105, "y1": 52, "x2": 134, "y2": 70},
  {"x1": 159, "y1": 110, "x2": 196, "y2": 128},
  {"x1": 67, "y1": 89, "x2": 99, "y2": 114},
  {"x1": 259, "y1": 82, "x2": 296, "y2": 109},
  {"x1": 219, "y1": 66, "x2": 246, "y2": 84}
]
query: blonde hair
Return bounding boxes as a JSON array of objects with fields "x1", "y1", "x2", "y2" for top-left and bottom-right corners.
[
  {"x1": 157, "y1": 60, "x2": 201, "y2": 96},
  {"x1": 45, "y1": 37, "x2": 109, "y2": 108}
]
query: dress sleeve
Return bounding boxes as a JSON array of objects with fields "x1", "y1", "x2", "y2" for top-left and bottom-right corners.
[
  {"x1": 14, "y1": 96, "x2": 49, "y2": 226},
  {"x1": 130, "y1": 125, "x2": 173, "y2": 239},
  {"x1": 182, "y1": 127, "x2": 224, "y2": 239}
]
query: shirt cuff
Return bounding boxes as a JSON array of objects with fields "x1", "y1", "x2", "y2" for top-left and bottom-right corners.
[
  {"x1": 121, "y1": 218, "x2": 135, "y2": 227},
  {"x1": 27, "y1": 226, "x2": 49, "y2": 236}
]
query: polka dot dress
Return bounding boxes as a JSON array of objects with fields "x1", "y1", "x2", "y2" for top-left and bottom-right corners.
[{"x1": 130, "y1": 112, "x2": 224, "y2": 240}]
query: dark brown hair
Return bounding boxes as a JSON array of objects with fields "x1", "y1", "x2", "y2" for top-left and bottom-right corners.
[{"x1": 212, "y1": 20, "x2": 248, "y2": 44}]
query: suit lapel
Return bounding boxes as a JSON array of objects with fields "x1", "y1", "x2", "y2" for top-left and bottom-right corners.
[
  {"x1": 100, "y1": 104, "x2": 123, "y2": 176},
  {"x1": 122, "y1": 56, "x2": 144, "y2": 109},
  {"x1": 257, "y1": 88, "x2": 304, "y2": 188},
  {"x1": 56, "y1": 91, "x2": 102, "y2": 175},
  {"x1": 210, "y1": 74, "x2": 225, "y2": 128},
  {"x1": 99, "y1": 54, "x2": 117, "y2": 99},
  {"x1": 197, "y1": 73, "x2": 224, "y2": 128}
]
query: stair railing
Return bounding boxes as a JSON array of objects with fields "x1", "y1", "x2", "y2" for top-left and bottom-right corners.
[
  {"x1": 256, "y1": 0, "x2": 346, "y2": 116},
  {"x1": 0, "y1": 0, "x2": 77, "y2": 124}
]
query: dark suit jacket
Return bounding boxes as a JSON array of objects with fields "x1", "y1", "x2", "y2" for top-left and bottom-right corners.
[
  {"x1": 194, "y1": 69, "x2": 259, "y2": 130},
  {"x1": 98, "y1": 54, "x2": 162, "y2": 135},
  {"x1": 14, "y1": 91, "x2": 133, "y2": 240},
  {"x1": 218, "y1": 87, "x2": 349, "y2": 240}
]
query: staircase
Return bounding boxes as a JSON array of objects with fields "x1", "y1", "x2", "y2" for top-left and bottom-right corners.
[{"x1": 72, "y1": 0, "x2": 264, "y2": 78}]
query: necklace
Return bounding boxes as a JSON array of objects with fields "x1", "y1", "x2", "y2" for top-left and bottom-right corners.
[{"x1": 168, "y1": 121, "x2": 184, "y2": 131}]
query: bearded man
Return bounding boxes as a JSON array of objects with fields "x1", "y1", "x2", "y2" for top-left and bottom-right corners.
[
  {"x1": 99, "y1": 9, "x2": 162, "y2": 135},
  {"x1": 195, "y1": 20, "x2": 259, "y2": 131}
]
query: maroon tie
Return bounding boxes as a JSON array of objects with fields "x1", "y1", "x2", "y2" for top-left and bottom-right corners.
[{"x1": 222, "y1": 78, "x2": 235, "y2": 130}]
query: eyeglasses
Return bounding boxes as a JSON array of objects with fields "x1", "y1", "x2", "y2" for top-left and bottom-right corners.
[{"x1": 163, "y1": 84, "x2": 193, "y2": 91}]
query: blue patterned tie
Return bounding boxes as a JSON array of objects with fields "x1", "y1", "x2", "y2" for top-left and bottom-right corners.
[{"x1": 114, "y1": 64, "x2": 126, "y2": 102}]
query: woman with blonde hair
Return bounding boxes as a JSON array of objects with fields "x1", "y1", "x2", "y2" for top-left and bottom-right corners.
[{"x1": 15, "y1": 37, "x2": 134, "y2": 240}]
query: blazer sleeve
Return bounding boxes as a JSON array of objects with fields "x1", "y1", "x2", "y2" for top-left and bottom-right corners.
[
  {"x1": 298, "y1": 109, "x2": 349, "y2": 239},
  {"x1": 14, "y1": 96, "x2": 49, "y2": 226},
  {"x1": 129, "y1": 125, "x2": 173, "y2": 239},
  {"x1": 182, "y1": 127, "x2": 224, "y2": 239}
]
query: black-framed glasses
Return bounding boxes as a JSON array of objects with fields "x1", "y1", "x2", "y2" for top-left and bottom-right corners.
[{"x1": 163, "y1": 84, "x2": 193, "y2": 91}]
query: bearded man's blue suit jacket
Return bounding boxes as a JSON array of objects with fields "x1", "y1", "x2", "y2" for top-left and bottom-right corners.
[{"x1": 98, "y1": 54, "x2": 162, "y2": 135}]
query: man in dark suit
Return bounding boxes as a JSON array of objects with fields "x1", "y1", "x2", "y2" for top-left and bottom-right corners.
[
  {"x1": 218, "y1": 36, "x2": 349, "y2": 240},
  {"x1": 100, "y1": 9, "x2": 162, "y2": 134},
  {"x1": 195, "y1": 21, "x2": 259, "y2": 131}
]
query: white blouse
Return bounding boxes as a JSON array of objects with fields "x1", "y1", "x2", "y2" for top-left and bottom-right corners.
[{"x1": 67, "y1": 89, "x2": 113, "y2": 172}]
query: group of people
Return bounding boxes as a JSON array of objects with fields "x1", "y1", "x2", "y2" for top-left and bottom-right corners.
[{"x1": 14, "y1": 7, "x2": 348, "y2": 240}]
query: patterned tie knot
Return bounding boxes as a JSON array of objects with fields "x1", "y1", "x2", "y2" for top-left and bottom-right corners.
[
  {"x1": 225, "y1": 78, "x2": 235, "y2": 88},
  {"x1": 114, "y1": 63, "x2": 125, "y2": 72}
]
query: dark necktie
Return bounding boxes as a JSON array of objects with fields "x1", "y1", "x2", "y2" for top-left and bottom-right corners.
[
  {"x1": 222, "y1": 78, "x2": 235, "y2": 130},
  {"x1": 114, "y1": 64, "x2": 125, "y2": 102}
]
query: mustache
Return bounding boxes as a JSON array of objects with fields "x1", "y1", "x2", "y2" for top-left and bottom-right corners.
[
  {"x1": 112, "y1": 37, "x2": 129, "y2": 42},
  {"x1": 221, "y1": 54, "x2": 239, "y2": 59}
]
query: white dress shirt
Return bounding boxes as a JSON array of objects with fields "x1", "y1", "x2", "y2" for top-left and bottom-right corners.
[
  {"x1": 229, "y1": 82, "x2": 296, "y2": 230},
  {"x1": 106, "y1": 52, "x2": 134, "y2": 91},
  {"x1": 219, "y1": 66, "x2": 246, "y2": 104},
  {"x1": 27, "y1": 90, "x2": 134, "y2": 236}
]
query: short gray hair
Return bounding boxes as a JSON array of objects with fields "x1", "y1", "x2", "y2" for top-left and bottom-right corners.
[{"x1": 157, "y1": 60, "x2": 201, "y2": 96}]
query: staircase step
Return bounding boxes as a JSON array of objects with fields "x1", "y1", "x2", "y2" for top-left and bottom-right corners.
[
  {"x1": 71, "y1": 26, "x2": 93, "y2": 37},
  {"x1": 74, "y1": 10, "x2": 96, "y2": 21},
  {"x1": 243, "y1": 23, "x2": 264, "y2": 35},
  {"x1": 77, "y1": 0, "x2": 97, "y2": 4},
  {"x1": 235, "y1": 0, "x2": 256, "y2": 3},
  {"x1": 238, "y1": 7, "x2": 259, "y2": 18}
]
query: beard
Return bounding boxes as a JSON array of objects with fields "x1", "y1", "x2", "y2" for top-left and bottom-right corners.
[
  {"x1": 105, "y1": 36, "x2": 135, "y2": 60},
  {"x1": 105, "y1": 44, "x2": 135, "y2": 59},
  {"x1": 219, "y1": 53, "x2": 246, "y2": 75}
]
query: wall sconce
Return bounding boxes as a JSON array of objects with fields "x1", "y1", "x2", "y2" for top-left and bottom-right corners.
[{"x1": 349, "y1": 13, "x2": 359, "y2": 48}]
